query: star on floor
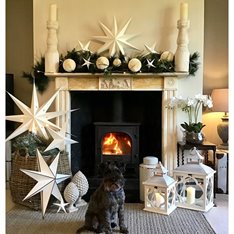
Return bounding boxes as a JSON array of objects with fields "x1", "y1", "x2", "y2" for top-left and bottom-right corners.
[
  {"x1": 82, "y1": 57, "x2": 93, "y2": 70},
  {"x1": 93, "y1": 17, "x2": 139, "y2": 56},
  {"x1": 53, "y1": 199, "x2": 69, "y2": 213},
  {"x1": 20, "y1": 150, "x2": 71, "y2": 217},
  {"x1": 6, "y1": 83, "x2": 65, "y2": 141},
  {"x1": 146, "y1": 59, "x2": 156, "y2": 69}
]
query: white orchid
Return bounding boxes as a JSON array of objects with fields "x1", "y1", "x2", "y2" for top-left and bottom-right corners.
[{"x1": 166, "y1": 94, "x2": 213, "y2": 132}]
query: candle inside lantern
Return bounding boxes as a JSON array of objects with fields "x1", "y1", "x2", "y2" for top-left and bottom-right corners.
[
  {"x1": 49, "y1": 4, "x2": 57, "y2": 21},
  {"x1": 155, "y1": 193, "x2": 165, "y2": 207},
  {"x1": 180, "y1": 2, "x2": 188, "y2": 21},
  {"x1": 186, "y1": 186, "x2": 195, "y2": 204}
]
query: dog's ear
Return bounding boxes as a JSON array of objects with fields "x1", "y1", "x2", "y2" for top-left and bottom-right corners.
[{"x1": 98, "y1": 162, "x2": 112, "y2": 176}]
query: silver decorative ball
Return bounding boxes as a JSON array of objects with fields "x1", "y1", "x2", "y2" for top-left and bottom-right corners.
[
  {"x1": 160, "y1": 51, "x2": 174, "y2": 62},
  {"x1": 72, "y1": 171, "x2": 89, "y2": 197},
  {"x1": 63, "y1": 58, "x2": 76, "y2": 72},
  {"x1": 128, "y1": 58, "x2": 142, "y2": 72},
  {"x1": 96, "y1": 56, "x2": 109, "y2": 70},
  {"x1": 64, "y1": 182, "x2": 80, "y2": 204},
  {"x1": 113, "y1": 58, "x2": 122, "y2": 67}
]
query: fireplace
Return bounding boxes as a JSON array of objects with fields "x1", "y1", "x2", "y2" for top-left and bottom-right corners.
[{"x1": 48, "y1": 74, "x2": 184, "y2": 201}]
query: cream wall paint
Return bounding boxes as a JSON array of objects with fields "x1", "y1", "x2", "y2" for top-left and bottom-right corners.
[
  {"x1": 202, "y1": 0, "x2": 228, "y2": 145},
  {"x1": 33, "y1": 0, "x2": 204, "y2": 140}
]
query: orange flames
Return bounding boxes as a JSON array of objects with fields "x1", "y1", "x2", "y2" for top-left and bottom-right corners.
[{"x1": 102, "y1": 133, "x2": 131, "y2": 155}]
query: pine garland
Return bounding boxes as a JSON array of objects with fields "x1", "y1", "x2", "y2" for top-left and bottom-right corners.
[{"x1": 22, "y1": 51, "x2": 200, "y2": 93}]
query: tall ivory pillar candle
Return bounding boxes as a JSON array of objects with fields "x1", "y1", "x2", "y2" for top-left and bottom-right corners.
[
  {"x1": 180, "y1": 2, "x2": 188, "y2": 21},
  {"x1": 49, "y1": 4, "x2": 57, "y2": 21},
  {"x1": 186, "y1": 187, "x2": 195, "y2": 204}
]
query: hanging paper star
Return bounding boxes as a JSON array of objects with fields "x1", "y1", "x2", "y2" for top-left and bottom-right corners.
[
  {"x1": 76, "y1": 40, "x2": 91, "y2": 52},
  {"x1": 53, "y1": 199, "x2": 69, "y2": 213},
  {"x1": 44, "y1": 122, "x2": 78, "y2": 152},
  {"x1": 82, "y1": 57, "x2": 93, "y2": 70},
  {"x1": 144, "y1": 42, "x2": 160, "y2": 55},
  {"x1": 146, "y1": 59, "x2": 156, "y2": 69},
  {"x1": 20, "y1": 150, "x2": 71, "y2": 217},
  {"x1": 5, "y1": 83, "x2": 65, "y2": 141},
  {"x1": 93, "y1": 17, "x2": 139, "y2": 56}
]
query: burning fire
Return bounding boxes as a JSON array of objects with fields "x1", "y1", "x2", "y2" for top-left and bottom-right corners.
[{"x1": 102, "y1": 132, "x2": 131, "y2": 155}]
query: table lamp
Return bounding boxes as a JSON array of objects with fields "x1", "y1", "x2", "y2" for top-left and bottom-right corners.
[{"x1": 211, "y1": 88, "x2": 228, "y2": 149}]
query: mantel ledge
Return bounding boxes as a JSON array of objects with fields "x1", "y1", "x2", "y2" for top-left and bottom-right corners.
[{"x1": 45, "y1": 72, "x2": 189, "y2": 78}]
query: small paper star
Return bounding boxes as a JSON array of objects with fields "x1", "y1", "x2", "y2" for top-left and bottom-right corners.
[
  {"x1": 146, "y1": 59, "x2": 156, "y2": 69},
  {"x1": 20, "y1": 150, "x2": 71, "y2": 217},
  {"x1": 53, "y1": 199, "x2": 69, "y2": 213},
  {"x1": 144, "y1": 42, "x2": 160, "y2": 55},
  {"x1": 93, "y1": 17, "x2": 139, "y2": 56},
  {"x1": 76, "y1": 40, "x2": 91, "y2": 52},
  {"x1": 82, "y1": 57, "x2": 93, "y2": 70}
]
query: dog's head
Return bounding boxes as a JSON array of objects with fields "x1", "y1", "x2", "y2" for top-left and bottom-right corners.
[{"x1": 98, "y1": 162, "x2": 125, "y2": 192}]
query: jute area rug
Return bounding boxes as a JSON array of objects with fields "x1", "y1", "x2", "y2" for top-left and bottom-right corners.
[{"x1": 6, "y1": 203, "x2": 215, "y2": 234}]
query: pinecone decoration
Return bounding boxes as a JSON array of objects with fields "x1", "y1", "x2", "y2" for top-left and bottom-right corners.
[
  {"x1": 72, "y1": 171, "x2": 89, "y2": 197},
  {"x1": 64, "y1": 182, "x2": 79, "y2": 213}
]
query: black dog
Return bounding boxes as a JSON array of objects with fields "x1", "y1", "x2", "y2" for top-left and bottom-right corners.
[{"x1": 76, "y1": 162, "x2": 128, "y2": 234}]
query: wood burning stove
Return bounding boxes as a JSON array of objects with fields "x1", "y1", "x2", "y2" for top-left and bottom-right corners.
[{"x1": 94, "y1": 122, "x2": 140, "y2": 177}]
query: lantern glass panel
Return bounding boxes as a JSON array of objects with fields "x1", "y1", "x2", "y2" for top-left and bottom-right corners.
[{"x1": 146, "y1": 187, "x2": 165, "y2": 209}]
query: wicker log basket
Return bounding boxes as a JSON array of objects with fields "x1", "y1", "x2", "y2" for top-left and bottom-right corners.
[{"x1": 10, "y1": 149, "x2": 71, "y2": 210}]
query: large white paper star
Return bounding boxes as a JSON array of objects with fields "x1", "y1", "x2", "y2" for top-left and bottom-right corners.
[
  {"x1": 20, "y1": 150, "x2": 71, "y2": 217},
  {"x1": 44, "y1": 122, "x2": 78, "y2": 152},
  {"x1": 6, "y1": 83, "x2": 65, "y2": 141},
  {"x1": 93, "y1": 17, "x2": 139, "y2": 56}
]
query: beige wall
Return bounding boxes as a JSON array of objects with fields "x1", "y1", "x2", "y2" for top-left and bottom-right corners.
[
  {"x1": 6, "y1": 0, "x2": 33, "y2": 108},
  {"x1": 202, "y1": 0, "x2": 228, "y2": 145}
]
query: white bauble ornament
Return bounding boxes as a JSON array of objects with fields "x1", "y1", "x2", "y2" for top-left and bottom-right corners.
[
  {"x1": 128, "y1": 58, "x2": 142, "y2": 72},
  {"x1": 113, "y1": 58, "x2": 122, "y2": 67},
  {"x1": 63, "y1": 59, "x2": 76, "y2": 72},
  {"x1": 96, "y1": 56, "x2": 109, "y2": 70},
  {"x1": 160, "y1": 51, "x2": 174, "y2": 62},
  {"x1": 64, "y1": 182, "x2": 79, "y2": 213}
]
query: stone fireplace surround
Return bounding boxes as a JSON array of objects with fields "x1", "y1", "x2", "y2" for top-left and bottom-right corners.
[{"x1": 46, "y1": 72, "x2": 188, "y2": 175}]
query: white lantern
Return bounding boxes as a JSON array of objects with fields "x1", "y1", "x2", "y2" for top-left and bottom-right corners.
[
  {"x1": 173, "y1": 149, "x2": 216, "y2": 212},
  {"x1": 143, "y1": 162, "x2": 176, "y2": 215}
]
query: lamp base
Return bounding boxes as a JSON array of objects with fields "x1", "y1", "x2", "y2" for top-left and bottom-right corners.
[{"x1": 217, "y1": 115, "x2": 228, "y2": 150}]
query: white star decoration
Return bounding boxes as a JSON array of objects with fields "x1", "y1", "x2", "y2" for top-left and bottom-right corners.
[
  {"x1": 93, "y1": 17, "x2": 139, "y2": 56},
  {"x1": 76, "y1": 40, "x2": 91, "y2": 52},
  {"x1": 146, "y1": 59, "x2": 156, "y2": 69},
  {"x1": 144, "y1": 42, "x2": 160, "y2": 55},
  {"x1": 21, "y1": 150, "x2": 71, "y2": 217},
  {"x1": 82, "y1": 57, "x2": 93, "y2": 69},
  {"x1": 53, "y1": 199, "x2": 69, "y2": 213},
  {"x1": 44, "y1": 122, "x2": 78, "y2": 152},
  {"x1": 6, "y1": 83, "x2": 65, "y2": 141}
]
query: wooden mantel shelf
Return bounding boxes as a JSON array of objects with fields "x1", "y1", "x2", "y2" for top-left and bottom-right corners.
[{"x1": 45, "y1": 72, "x2": 189, "y2": 78}]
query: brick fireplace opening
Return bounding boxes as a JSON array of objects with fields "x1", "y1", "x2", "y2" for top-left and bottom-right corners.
[{"x1": 70, "y1": 91, "x2": 162, "y2": 202}]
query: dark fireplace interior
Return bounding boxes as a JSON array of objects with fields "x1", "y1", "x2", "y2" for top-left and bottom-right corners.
[{"x1": 70, "y1": 91, "x2": 162, "y2": 202}]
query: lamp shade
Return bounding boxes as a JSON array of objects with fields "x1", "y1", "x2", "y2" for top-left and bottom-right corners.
[{"x1": 211, "y1": 89, "x2": 228, "y2": 112}]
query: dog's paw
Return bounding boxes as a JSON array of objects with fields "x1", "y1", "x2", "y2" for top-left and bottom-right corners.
[{"x1": 120, "y1": 226, "x2": 129, "y2": 233}]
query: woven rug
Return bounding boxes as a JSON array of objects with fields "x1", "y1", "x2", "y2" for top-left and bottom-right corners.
[{"x1": 6, "y1": 203, "x2": 215, "y2": 234}]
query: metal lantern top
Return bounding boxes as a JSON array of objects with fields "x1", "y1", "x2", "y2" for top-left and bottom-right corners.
[
  {"x1": 143, "y1": 162, "x2": 176, "y2": 187},
  {"x1": 174, "y1": 162, "x2": 215, "y2": 176}
]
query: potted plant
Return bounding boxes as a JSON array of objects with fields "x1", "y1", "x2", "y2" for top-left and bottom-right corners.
[{"x1": 167, "y1": 94, "x2": 213, "y2": 144}]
